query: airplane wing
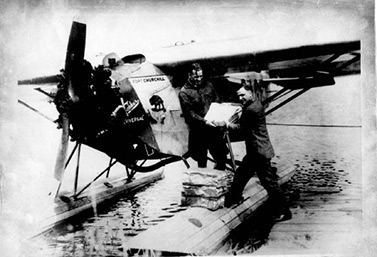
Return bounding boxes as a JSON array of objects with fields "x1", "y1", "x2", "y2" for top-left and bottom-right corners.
[
  {"x1": 149, "y1": 39, "x2": 360, "y2": 115},
  {"x1": 149, "y1": 40, "x2": 360, "y2": 85}
]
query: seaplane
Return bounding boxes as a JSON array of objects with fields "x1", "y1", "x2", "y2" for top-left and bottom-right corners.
[{"x1": 18, "y1": 21, "x2": 360, "y2": 235}]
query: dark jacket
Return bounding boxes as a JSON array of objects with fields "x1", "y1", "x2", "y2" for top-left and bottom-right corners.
[
  {"x1": 232, "y1": 99, "x2": 275, "y2": 159},
  {"x1": 178, "y1": 80, "x2": 220, "y2": 128}
]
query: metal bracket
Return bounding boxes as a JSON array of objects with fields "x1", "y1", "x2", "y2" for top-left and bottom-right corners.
[{"x1": 74, "y1": 158, "x2": 118, "y2": 199}]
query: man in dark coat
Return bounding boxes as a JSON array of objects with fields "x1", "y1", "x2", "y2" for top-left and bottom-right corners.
[
  {"x1": 225, "y1": 82, "x2": 291, "y2": 222},
  {"x1": 178, "y1": 63, "x2": 228, "y2": 170}
]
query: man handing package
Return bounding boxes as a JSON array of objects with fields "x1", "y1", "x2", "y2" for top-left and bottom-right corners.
[
  {"x1": 179, "y1": 63, "x2": 231, "y2": 170},
  {"x1": 224, "y1": 79, "x2": 291, "y2": 222}
]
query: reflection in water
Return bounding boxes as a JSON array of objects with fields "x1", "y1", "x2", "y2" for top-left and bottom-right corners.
[{"x1": 32, "y1": 166, "x2": 188, "y2": 257}]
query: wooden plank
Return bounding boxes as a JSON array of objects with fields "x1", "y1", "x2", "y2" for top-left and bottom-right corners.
[
  {"x1": 126, "y1": 159, "x2": 296, "y2": 255},
  {"x1": 188, "y1": 191, "x2": 269, "y2": 254},
  {"x1": 234, "y1": 190, "x2": 268, "y2": 222},
  {"x1": 218, "y1": 208, "x2": 241, "y2": 231},
  {"x1": 192, "y1": 222, "x2": 231, "y2": 255},
  {"x1": 126, "y1": 209, "x2": 214, "y2": 253},
  {"x1": 32, "y1": 170, "x2": 164, "y2": 237},
  {"x1": 181, "y1": 216, "x2": 228, "y2": 253}
]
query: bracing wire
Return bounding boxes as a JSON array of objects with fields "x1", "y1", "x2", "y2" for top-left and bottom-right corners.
[{"x1": 267, "y1": 123, "x2": 361, "y2": 128}]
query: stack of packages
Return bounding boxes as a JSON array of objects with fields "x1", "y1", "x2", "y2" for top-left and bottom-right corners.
[
  {"x1": 181, "y1": 168, "x2": 234, "y2": 211},
  {"x1": 181, "y1": 103, "x2": 239, "y2": 210}
]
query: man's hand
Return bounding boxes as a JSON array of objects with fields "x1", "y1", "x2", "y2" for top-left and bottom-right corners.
[
  {"x1": 205, "y1": 119, "x2": 216, "y2": 127},
  {"x1": 213, "y1": 121, "x2": 227, "y2": 128},
  {"x1": 227, "y1": 123, "x2": 238, "y2": 130}
]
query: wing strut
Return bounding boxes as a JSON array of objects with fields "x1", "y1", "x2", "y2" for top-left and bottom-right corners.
[
  {"x1": 264, "y1": 50, "x2": 360, "y2": 116},
  {"x1": 74, "y1": 143, "x2": 82, "y2": 196},
  {"x1": 263, "y1": 88, "x2": 290, "y2": 105},
  {"x1": 34, "y1": 87, "x2": 55, "y2": 99},
  {"x1": 74, "y1": 157, "x2": 118, "y2": 199},
  {"x1": 18, "y1": 100, "x2": 57, "y2": 123},
  {"x1": 64, "y1": 141, "x2": 80, "y2": 169},
  {"x1": 265, "y1": 88, "x2": 310, "y2": 116}
]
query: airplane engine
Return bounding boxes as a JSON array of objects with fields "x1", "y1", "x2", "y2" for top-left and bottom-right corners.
[{"x1": 53, "y1": 59, "x2": 189, "y2": 167}]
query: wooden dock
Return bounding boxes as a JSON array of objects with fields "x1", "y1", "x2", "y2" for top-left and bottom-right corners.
[
  {"x1": 32, "y1": 170, "x2": 164, "y2": 237},
  {"x1": 253, "y1": 170, "x2": 362, "y2": 256},
  {"x1": 126, "y1": 159, "x2": 295, "y2": 255}
]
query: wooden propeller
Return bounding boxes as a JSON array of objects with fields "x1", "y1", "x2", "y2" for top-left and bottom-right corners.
[{"x1": 54, "y1": 21, "x2": 86, "y2": 183}]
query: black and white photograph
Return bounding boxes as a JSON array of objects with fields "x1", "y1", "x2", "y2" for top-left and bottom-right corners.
[{"x1": 1, "y1": 0, "x2": 375, "y2": 256}]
